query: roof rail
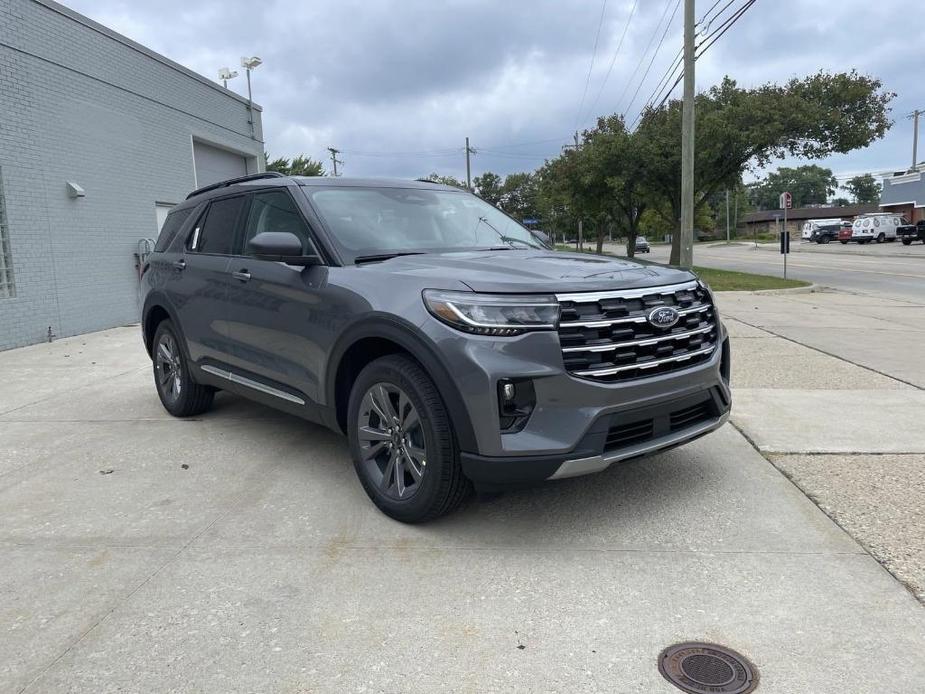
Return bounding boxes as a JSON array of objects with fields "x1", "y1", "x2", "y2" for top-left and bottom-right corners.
[{"x1": 185, "y1": 172, "x2": 285, "y2": 200}]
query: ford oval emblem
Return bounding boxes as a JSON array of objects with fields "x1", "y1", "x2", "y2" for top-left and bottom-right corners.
[{"x1": 648, "y1": 306, "x2": 680, "y2": 329}]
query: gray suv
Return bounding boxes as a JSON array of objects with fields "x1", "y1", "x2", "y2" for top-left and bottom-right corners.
[{"x1": 142, "y1": 173, "x2": 730, "y2": 522}]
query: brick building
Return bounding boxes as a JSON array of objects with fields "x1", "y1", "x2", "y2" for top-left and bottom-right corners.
[{"x1": 0, "y1": 0, "x2": 264, "y2": 350}]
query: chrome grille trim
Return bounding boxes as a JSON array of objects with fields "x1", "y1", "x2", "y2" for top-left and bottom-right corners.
[
  {"x1": 571, "y1": 345, "x2": 716, "y2": 377},
  {"x1": 555, "y1": 280, "x2": 699, "y2": 303},
  {"x1": 561, "y1": 324, "x2": 714, "y2": 353},
  {"x1": 559, "y1": 304, "x2": 709, "y2": 329},
  {"x1": 556, "y1": 281, "x2": 716, "y2": 382}
]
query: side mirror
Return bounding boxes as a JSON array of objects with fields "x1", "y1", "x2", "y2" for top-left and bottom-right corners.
[{"x1": 247, "y1": 232, "x2": 320, "y2": 266}]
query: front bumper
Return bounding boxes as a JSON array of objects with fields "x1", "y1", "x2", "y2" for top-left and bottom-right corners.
[{"x1": 460, "y1": 384, "x2": 730, "y2": 488}]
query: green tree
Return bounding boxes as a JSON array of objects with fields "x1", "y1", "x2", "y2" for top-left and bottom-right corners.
[
  {"x1": 265, "y1": 153, "x2": 325, "y2": 176},
  {"x1": 748, "y1": 165, "x2": 838, "y2": 209},
  {"x1": 635, "y1": 71, "x2": 894, "y2": 264},
  {"x1": 421, "y1": 172, "x2": 466, "y2": 188},
  {"x1": 499, "y1": 172, "x2": 539, "y2": 223},
  {"x1": 844, "y1": 173, "x2": 882, "y2": 204},
  {"x1": 832, "y1": 196, "x2": 851, "y2": 206},
  {"x1": 473, "y1": 171, "x2": 503, "y2": 205}
]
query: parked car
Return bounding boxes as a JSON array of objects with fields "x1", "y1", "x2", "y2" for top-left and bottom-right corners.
[
  {"x1": 141, "y1": 173, "x2": 730, "y2": 522},
  {"x1": 844, "y1": 213, "x2": 904, "y2": 244},
  {"x1": 634, "y1": 236, "x2": 651, "y2": 253},
  {"x1": 898, "y1": 219, "x2": 925, "y2": 245},
  {"x1": 801, "y1": 219, "x2": 848, "y2": 244}
]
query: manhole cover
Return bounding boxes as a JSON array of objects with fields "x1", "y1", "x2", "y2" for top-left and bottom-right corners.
[{"x1": 658, "y1": 642, "x2": 758, "y2": 694}]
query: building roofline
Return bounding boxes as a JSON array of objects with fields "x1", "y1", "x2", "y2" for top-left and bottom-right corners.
[
  {"x1": 32, "y1": 0, "x2": 262, "y2": 111},
  {"x1": 743, "y1": 204, "x2": 880, "y2": 223}
]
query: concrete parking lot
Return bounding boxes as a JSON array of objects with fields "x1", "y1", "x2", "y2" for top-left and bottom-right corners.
[{"x1": 2, "y1": 291, "x2": 925, "y2": 693}]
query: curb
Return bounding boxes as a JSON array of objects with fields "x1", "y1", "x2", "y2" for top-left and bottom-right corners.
[{"x1": 716, "y1": 284, "x2": 821, "y2": 296}]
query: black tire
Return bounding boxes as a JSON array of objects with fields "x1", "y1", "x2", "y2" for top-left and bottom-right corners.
[
  {"x1": 840, "y1": 240, "x2": 848, "y2": 245},
  {"x1": 876, "y1": 232, "x2": 885, "y2": 243},
  {"x1": 152, "y1": 320, "x2": 214, "y2": 417},
  {"x1": 347, "y1": 354, "x2": 472, "y2": 523},
  {"x1": 820, "y1": 236, "x2": 831, "y2": 244},
  {"x1": 903, "y1": 239, "x2": 912, "y2": 245}
]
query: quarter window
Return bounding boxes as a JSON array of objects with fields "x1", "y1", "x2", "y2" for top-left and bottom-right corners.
[
  {"x1": 0, "y1": 168, "x2": 15, "y2": 299},
  {"x1": 193, "y1": 196, "x2": 245, "y2": 255},
  {"x1": 154, "y1": 208, "x2": 194, "y2": 252},
  {"x1": 242, "y1": 190, "x2": 315, "y2": 255}
]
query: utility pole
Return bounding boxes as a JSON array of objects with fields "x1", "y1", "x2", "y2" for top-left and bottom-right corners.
[
  {"x1": 465, "y1": 137, "x2": 476, "y2": 190},
  {"x1": 725, "y1": 189, "x2": 731, "y2": 243},
  {"x1": 327, "y1": 147, "x2": 343, "y2": 177},
  {"x1": 678, "y1": 0, "x2": 695, "y2": 268},
  {"x1": 912, "y1": 110, "x2": 921, "y2": 170}
]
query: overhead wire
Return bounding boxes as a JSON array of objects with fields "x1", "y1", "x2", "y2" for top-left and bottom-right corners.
[
  {"x1": 573, "y1": 0, "x2": 609, "y2": 133},
  {"x1": 580, "y1": 0, "x2": 639, "y2": 128}
]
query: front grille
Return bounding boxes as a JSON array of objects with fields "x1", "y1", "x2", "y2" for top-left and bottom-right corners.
[{"x1": 556, "y1": 281, "x2": 717, "y2": 382}]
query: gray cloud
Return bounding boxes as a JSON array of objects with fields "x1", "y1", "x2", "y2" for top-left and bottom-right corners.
[{"x1": 67, "y1": 0, "x2": 925, "y2": 187}]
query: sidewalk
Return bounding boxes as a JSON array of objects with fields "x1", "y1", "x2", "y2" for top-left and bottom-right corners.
[
  {"x1": 1, "y1": 315, "x2": 924, "y2": 692},
  {"x1": 717, "y1": 287, "x2": 925, "y2": 601}
]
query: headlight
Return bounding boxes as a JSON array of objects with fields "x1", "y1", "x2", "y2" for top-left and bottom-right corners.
[{"x1": 422, "y1": 289, "x2": 559, "y2": 336}]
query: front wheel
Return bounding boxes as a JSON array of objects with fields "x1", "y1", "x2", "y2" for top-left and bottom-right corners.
[
  {"x1": 876, "y1": 232, "x2": 885, "y2": 243},
  {"x1": 347, "y1": 355, "x2": 472, "y2": 523},
  {"x1": 903, "y1": 239, "x2": 912, "y2": 245},
  {"x1": 840, "y1": 240, "x2": 849, "y2": 244},
  {"x1": 152, "y1": 320, "x2": 214, "y2": 417}
]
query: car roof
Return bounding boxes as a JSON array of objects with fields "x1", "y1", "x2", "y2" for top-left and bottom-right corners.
[{"x1": 184, "y1": 174, "x2": 463, "y2": 204}]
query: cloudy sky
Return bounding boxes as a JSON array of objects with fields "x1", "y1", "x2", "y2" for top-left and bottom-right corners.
[{"x1": 69, "y1": 0, "x2": 924, "y2": 191}]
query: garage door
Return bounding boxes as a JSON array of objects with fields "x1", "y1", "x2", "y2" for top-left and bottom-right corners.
[{"x1": 193, "y1": 141, "x2": 248, "y2": 187}]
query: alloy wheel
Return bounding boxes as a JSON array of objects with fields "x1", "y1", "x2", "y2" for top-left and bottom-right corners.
[
  {"x1": 155, "y1": 332, "x2": 183, "y2": 404},
  {"x1": 357, "y1": 382, "x2": 427, "y2": 500}
]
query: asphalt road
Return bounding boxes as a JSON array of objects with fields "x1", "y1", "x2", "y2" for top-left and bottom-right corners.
[{"x1": 641, "y1": 242, "x2": 925, "y2": 301}]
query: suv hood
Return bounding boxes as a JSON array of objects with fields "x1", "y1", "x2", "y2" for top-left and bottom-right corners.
[{"x1": 364, "y1": 250, "x2": 696, "y2": 293}]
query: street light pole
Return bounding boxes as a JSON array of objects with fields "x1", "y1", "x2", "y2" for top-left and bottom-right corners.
[
  {"x1": 679, "y1": 0, "x2": 696, "y2": 268},
  {"x1": 241, "y1": 56, "x2": 262, "y2": 140}
]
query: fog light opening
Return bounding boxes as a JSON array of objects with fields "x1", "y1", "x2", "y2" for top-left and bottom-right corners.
[{"x1": 497, "y1": 378, "x2": 536, "y2": 433}]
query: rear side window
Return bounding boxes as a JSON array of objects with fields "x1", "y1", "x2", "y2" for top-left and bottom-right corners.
[
  {"x1": 241, "y1": 190, "x2": 315, "y2": 255},
  {"x1": 154, "y1": 208, "x2": 193, "y2": 252},
  {"x1": 194, "y1": 196, "x2": 245, "y2": 255}
]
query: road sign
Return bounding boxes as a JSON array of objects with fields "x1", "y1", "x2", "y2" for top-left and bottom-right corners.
[
  {"x1": 779, "y1": 191, "x2": 792, "y2": 209},
  {"x1": 779, "y1": 230, "x2": 790, "y2": 254},
  {"x1": 779, "y1": 229, "x2": 790, "y2": 279}
]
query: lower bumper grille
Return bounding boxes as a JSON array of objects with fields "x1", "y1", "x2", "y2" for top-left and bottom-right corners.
[
  {"x1": 556, "y1": 281, "x2": 717, "y2": 382},
  {"x1": 603, "y1": 391, "x2": 719, "y2": 455}
]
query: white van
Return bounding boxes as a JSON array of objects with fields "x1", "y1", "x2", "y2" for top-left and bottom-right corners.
[{"x1": 849, "y1": 213, "x2": 904, "y2": 244}]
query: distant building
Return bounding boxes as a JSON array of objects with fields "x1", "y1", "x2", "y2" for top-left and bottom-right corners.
[
  {"x1": 880, "y1": 166, "x2": 925, "y2": 222},
  {"x1": 0, "y1": 0, "x2": 265, "y2": 350},
  {"x1": 741, "y1": 204, "x2": 879, "y2": 237}
]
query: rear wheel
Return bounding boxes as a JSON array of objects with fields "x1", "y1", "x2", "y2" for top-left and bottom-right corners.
[
  {"x1": 903, "y1": 239, "x2": 912, "y2": 245},
  {"x1": 347, "y1": 354, "x2": 471, "y2": 523},
  {"x1": 152, "y1": 320, "x2": 214, "y2": 417},
  {"x1": 840, "y1": 240, "x2": 848, "y2": 245}
]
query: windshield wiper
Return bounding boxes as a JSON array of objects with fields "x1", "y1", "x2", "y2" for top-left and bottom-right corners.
[
  {"x1": 471, "y1": 216, "x2": 540, "y2": 250},
  {"x1": 353, "y1": 251, "x2": 427, "y2": 265}
]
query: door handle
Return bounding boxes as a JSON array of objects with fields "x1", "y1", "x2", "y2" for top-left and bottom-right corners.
[
  {"x1": 232, "y1": 270, "x2": 251, "y2": 282},
  {"x1": 172, "y1": 259, "x2": 186, "y2": 271}
]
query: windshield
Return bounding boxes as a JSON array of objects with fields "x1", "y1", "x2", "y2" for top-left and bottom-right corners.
[{"x1": 304, "y1": 186, "x2": 545, "y2": 261}]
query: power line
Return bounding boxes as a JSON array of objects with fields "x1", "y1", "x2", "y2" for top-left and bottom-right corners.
[
  {"x1": 573, "y1": 0, "x2": 609, "y2": 133},
  {"x1": 639, "y1": 0, "x2": 758, "y2": 118},
  {"x1": 612, "y1": 0, "x2": 676, "y2": 117},
  {"x1": 623, "y1": 0, "x2": 682, "y2": 119},
  {"x1": 580, "y1": 0, "x2": 639, "y2": 127},
  {"x1": 696, "y1": 0, "x2": 757, "y2": 57}
]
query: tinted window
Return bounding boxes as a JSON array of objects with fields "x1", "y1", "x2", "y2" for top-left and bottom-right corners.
[
  {"x1": 196, "y1": 196, "x2": 245, "y2": 254},
  {"x1": 154, "y1": 208, "x2": 193, "y2": 252},
  {"x1": 242, "y1": 190, "x2": 314, "y2": 255}
]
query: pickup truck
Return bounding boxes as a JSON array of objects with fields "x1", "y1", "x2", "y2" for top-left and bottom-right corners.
[{"x1": 898, "y1": 220, "x2": 925, "y2": 245}]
